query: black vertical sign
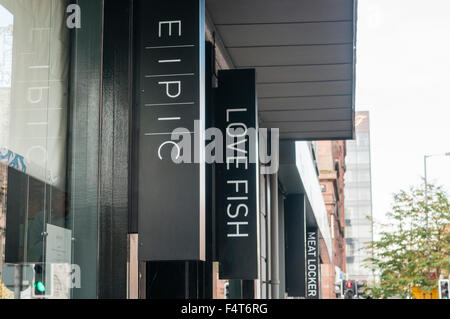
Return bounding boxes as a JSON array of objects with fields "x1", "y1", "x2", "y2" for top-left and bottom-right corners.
[
  {"x1": 216, "y1": 69, "x2": 259, "y2": 279},
  {"x1": 285, "y1": 194, "x2": 306, "y2": 297},
  {"x1": 306, "y1": 228, "x2": 319, "y2": 299},
  {"x1": 135, "y1": 0, "x2": 205, "y2": 261}
]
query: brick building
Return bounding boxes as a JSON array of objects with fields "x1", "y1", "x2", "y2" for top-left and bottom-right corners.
[{"x1": 317, "y1": 141, "x2": 347, "y2": 298}]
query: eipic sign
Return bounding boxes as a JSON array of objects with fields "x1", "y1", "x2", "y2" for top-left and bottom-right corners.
[
  {"x1": 135, "y1": 0, "x2": 205, "y2": 261},
  {"x1": 216, "y1": 69, "x2": 259, "y2": 279},
  {"x1": 306, "y1": 228, "x2": 319, "y2": 299}
]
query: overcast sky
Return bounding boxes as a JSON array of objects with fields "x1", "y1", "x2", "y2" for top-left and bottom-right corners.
[{"x1": 356, "y1": 0, "x2": 450, "y2": 230}]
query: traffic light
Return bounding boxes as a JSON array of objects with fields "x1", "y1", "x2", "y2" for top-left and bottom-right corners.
[
  {"x1": 334, "y1": 281, "x2": 343, "y2": 297},
  {"x1": 439, "y1": 279, "x2": 449, "y2": 299},
  {"x1": 343, "y1": 280, "x2": 355, "y2": 299},
  {"x1": 356, "y1": 281, "x2": 366, "y2": 298},
  {"x1": 33, "y1": 264, "x2": 46, "y2": 296}
]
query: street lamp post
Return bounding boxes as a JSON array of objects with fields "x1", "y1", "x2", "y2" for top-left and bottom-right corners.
[{"x1": 423, "y1": 152, "x2": 450, "y2": 252}]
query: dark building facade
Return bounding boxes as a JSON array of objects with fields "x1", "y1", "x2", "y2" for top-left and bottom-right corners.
[{"x1": 0, "y1": 0, "x2": 356, "y2": 299}]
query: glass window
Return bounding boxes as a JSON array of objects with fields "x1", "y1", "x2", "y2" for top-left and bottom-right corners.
[
  {"x1": 358, "y1": 170, "x2": 370, "y2": 182},
  {"x1": 346, "y1": 152, "x2": 357, "y2": 164},
  {"x1": 358, "y1": 151, "x2": 370, "y2": 164},
  {"x1": 346, "y1": 189, "x2": 358, "y2": 201},
  {"x1": 356, "y1": 133, "x2": 369, "y2": 147},
  {"x1": 0, "y1": 0, "x2": 102, "y2": 299}
]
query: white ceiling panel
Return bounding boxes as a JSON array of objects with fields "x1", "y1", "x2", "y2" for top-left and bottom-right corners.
[
  {"x1": 257, "y1": 80, "x2": 352, "y2": 98},
  {"x1": 229, "y1": 44, "x2": 353, "y2": 67},
  {"x1": 207, "y1": 0, "x2": 356, "y2": 140},
  {"x1": 255, "y1": 64, "x2": 353, "y2": 83},
  {"x1": 259, "y1": 108, "x2": 352, "y2": 122},
  {"x1": 217, "y1": 21, "x2": 353, "y2": 47},
  {"x1": 259, "y1": 96, "x2": 353, "y2": 112},
  {"x1": 207, "y1": 0, "x2": 354, "y2": 24}
]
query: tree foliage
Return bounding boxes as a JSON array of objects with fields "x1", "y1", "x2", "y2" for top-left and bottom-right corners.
[{"x1": 364, "y1": 182, "x2": 450, "y2": 299}]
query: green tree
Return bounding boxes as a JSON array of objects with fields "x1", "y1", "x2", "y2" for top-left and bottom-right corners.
[{"x1": 364, "y1": 182, "x2": 450, "y2": 299}]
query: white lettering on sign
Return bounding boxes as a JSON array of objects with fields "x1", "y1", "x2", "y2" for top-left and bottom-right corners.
[
  {"x1": 158, "y1": 20, "x2": 182, "y2": 37},
  {"x1": 226, "y1": 156, "x2": 248, "y2": 170},
  {"x1": 306, "y1": 231, "x2": 319, "y2": 298},
  {"x1": 144, "y1": 16, "x2": 197, "y2": 158},
  {"x1": 228, "y1": 180, "x2": 248, "y2": 194},
  {"x1": 158, "y1": 59, "x2": 181, "y2": 63},
  {"x1": 158, "y1": 141, "x2": 181, "y2": 160},
  {"x1": 158, "y1": 81, "x2": 181, "y2": 98},
  {"x1": 225, "y1": 108, "x2": 251, "y2": 238},
  {"x1": 226, "y1": 109, "x2": 247, "y2": 121},
  {"x1": 227, "y1": 221, "x2": 249, "y2": 238}
]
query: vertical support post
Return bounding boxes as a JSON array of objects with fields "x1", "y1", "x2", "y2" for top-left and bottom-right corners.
[
  {"x1": 203, "y1": 41, "x2": 215, "y2": 299},
  {"x1": 424, "y1": 155, "x2": 431, "y2": 273},
  {"x1": 266, "y1": 176, "x2": 271, "y2": 299},
  {"x1": 127, "y1": 234, "x2": 139, "y2": 299},
  {"x1": 270, "y1": 135, "x2": 279, "y2": 299},
  {"x1": 424, "y1": 156, "x2": 428, "y2": 245}
]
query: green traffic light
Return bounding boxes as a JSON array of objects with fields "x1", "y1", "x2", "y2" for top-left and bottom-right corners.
[{"x1": 34, "y1": 281, "x2": 46, "y2": 293}]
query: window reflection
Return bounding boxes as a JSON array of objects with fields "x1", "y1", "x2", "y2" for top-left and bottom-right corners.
[
  {"x1": 0, "y1": 2, "x2": 13, "y2": 299},
  {"x1": 0, "y1": 0, "x2": 103, "y2": 299},
  {"x1": 0, "y1": 0, "x2": 71, "y2": 299}
]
